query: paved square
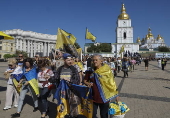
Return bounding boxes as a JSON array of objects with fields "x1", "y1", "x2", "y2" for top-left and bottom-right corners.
[{"x1": 0, "y1": 61, "x2": 170, "y2": 118}]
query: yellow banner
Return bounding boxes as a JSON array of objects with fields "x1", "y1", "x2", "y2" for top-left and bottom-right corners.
[
  {"x1": 61, "y1": 29, "x2": 76, "y2": 45},
  {"x1": 56, "y1": 98, "x2": 70, "y2": 118},
  {"x1": 29, "y1": 78, "x2": 39, "y2": 95},
  {"x1": 85, "y1": 28, "x2": 96, "y2": 42},
  {"x1": 12, "y1": 79, "x2": 21, "y2": 93},
  {"x1": 56, "y1": 28, "x2": 76, "y2": 49},
  {"x1": 95, "y1": 64, "x2": 118, "y2": 102},
  {"x1": 0, "y1": 31, "x2": 14, "y2": 39},
  {"x1": 78, "y1": 98, "x2": 93, "y2": 118}
]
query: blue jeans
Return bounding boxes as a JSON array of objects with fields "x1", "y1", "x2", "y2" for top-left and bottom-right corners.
[
  {"x1": 17, "y1": 84, "x2": 38, "y2": 113},
  {"x1": 39, "y1": 87, "x2": 50, "y2": 114}
]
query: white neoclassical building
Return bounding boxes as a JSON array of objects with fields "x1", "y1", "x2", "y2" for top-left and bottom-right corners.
[
  {"x1": 112, "y1": 4, "x2": 139, "y2": 57},
  {"x1": 2, "y1": 29, "x2": 56, "y2": 57}
]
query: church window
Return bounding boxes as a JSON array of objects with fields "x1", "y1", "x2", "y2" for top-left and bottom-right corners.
[{"x1": 123, "y1": 32, "x2": 126, "y2": 39}]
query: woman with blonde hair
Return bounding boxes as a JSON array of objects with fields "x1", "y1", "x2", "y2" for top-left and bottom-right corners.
[{"x1": 3, "y1": 60, "x2": 19, "y2": 110}]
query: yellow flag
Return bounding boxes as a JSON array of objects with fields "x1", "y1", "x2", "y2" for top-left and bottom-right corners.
[
  {"x1": 0, "y1": 31, "x2": 14, "y2": 39},
  {"x1": 85, "y1": 28, "x2": 96, "y2": 42},
  {"x1": 56, "y1": 28, "x2": 64, "y2": 49},
  {"x1": 61, "y1": 29, "x2": 76, "y2": 45},
  {"x1": 56, "y1": 28, "x2": 76, "y2": 49},
  {"x1": 56, "y1": 28, "x2": 79, "y2": 58},
  {"x1": 119, "y1": 45, "x2": 125, "y2": 54},
  {"x1": 12, "y1": 79, "x2": 22, "y2": 93}
]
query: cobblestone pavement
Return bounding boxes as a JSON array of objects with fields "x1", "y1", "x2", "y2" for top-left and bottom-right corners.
[{"x1": 0, "y1": 61, "x2": 170, "y2": 118}]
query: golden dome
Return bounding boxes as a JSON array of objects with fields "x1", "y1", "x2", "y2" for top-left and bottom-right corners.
[
  {"x1": 145, "y1": 28, "x2": 154, "y2": 39},
  {"x1": 136, "y1": 37, "x2": 141, "y2": 43},
  {"x1": 148, "y1": 33, "x2": 154, "y2": 38},
  {"x1": 157, "y1": 35, "x2": 162, "y2": 40},
  {"x1": 118, "y1": 4, "x2": 130, "y2": 20},
  {"x1": 145, "y1": 35, "x2": 150, "y2": 40}
]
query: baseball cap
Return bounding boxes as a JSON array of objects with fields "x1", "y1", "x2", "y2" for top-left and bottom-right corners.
[{"x1": 63, "y1": 53, "x2": 72, "y2": 59}]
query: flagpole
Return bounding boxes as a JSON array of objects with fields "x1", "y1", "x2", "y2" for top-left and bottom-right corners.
[{"x1": 84, "y1": 27, "x2": 87, "y2": 57}]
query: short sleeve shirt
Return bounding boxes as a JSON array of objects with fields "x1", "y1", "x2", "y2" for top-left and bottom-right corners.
[{"x1": 60, "y1": 67, "x2": 72, "y2": 81}]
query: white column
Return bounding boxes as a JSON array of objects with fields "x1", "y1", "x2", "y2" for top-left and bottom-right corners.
[
  {"x1": 43, "y1": 42, "x2": 47, "y2": 56},
  {"x1": 37, "y1": 42, "x2": 40, "y2": 53},
  {"x1": 27, "y1": 40, "x2": 30, "y2": 57},
  {"x1": 47, "y1": 42, "x2": 49, "y2": 56},
  {"x1": 16, "y1": 38, "x2": 18, "y2": 50},
  {"x1": 23, "y1": 39, "x2": 26, "y2": 52},
  {"x1": 34, "y1": 42, "x2": 37, "y2": 56},
  {"x1": 20, "y1": 39, "x2": 23, "y2": 51},
  {"x1": 30, "y1": 40, "x2": 33, "y2": 57}
]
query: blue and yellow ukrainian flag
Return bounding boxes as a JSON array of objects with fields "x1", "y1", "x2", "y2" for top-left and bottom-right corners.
[
  {"x1": 24, "y1": 67, "x2": 39, "y2": 95},
  {"x1": 12, "y1": 73, "x2": 24, "y2": 94},
  {"x1": 55, "y1": 80, "x2": 93, "y2": 118},
  {"x1": 55, "y1": 80, "x2": 70, "y2": 118},
  {"x1": 71, "y1": 84, "x2": 93, "y2": 118},
  {"x1": 94, "y1": 64, "x2": 118, "y2": 103}
]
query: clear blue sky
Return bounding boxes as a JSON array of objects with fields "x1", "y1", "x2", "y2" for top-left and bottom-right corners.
[{"x1": 1, "y1": 0, "x2": 170, "y2": 48}]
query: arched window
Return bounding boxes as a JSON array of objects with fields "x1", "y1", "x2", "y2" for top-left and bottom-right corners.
[{"x1": 124, "y1": 32, "x2": 126, "y2": 39}]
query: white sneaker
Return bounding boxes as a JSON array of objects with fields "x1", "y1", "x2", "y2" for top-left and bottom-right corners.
[
  {"x1": 14, "y1": 105, "x2": 18, "y2": 108},
  {"x1": 3, "y1": 106, "x2": 11, "y2": 110}
]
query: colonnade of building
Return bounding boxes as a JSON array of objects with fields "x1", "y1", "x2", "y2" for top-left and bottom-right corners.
[{"x1": 3, "y1": 29, "x2": 57, "y2": 57}]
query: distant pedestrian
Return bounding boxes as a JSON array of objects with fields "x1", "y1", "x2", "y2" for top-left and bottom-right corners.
[
  {"x1": 161, "y1": 58, "x2": 165, "y2": 71},
  {"x1": 157, "y1": 58, "x2": 161, "y2": 68},
  {"x1": 130, "y1": 58, "x2": 136, "y2": 71},
  {"x1": 122, "y1": 58, "x2": 129, "y2": 78},
  {"x1": 117, "y1": 57, "x2": 122, "y2": 73},
  {"x1": 144, "y1": 57, "x2": 149, "y2": 71}
]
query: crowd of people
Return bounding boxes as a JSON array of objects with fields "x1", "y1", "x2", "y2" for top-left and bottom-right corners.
[
  {"x1": 3, "y1": 52, "x2": 118, "y2": 118},
  {"x1": 2, "y1": 51, "x2": 168, "y2": 118}
]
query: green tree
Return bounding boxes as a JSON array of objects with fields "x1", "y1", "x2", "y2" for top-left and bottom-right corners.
[
  {"x1": 100, "y1": 43, "x2": 112, "y2": 52},
  {"x1": 87, "y1": 44, "x2": 100, "y2": 53},
  {"x1": 158, "y1": 46, "x2": 170, "y2": 52},
  {"x1": 3, "y1": 54, "x2": 12, "y2": 59},
  {"x1": 87, "y1": 47, "x2": 93, "y2": 52},
  {"x1": 12, "y1": 54, "x2": 17, "y2": 57},
  {"x1": 16, "y1": 50, "x2": 28, "y2": 58}
]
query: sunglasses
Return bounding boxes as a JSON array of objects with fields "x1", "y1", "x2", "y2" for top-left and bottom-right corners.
[
  {"x1": 19, "y1": 56, "x2": 23, "y2": 57},
  {"x1": 8, "y1": 65, "x2": 12, "y2": 66}
]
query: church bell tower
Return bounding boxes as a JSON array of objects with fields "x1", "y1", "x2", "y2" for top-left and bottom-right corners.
[{"x1": 116, "y1": 4, "x2": 133, "y2": 43}]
